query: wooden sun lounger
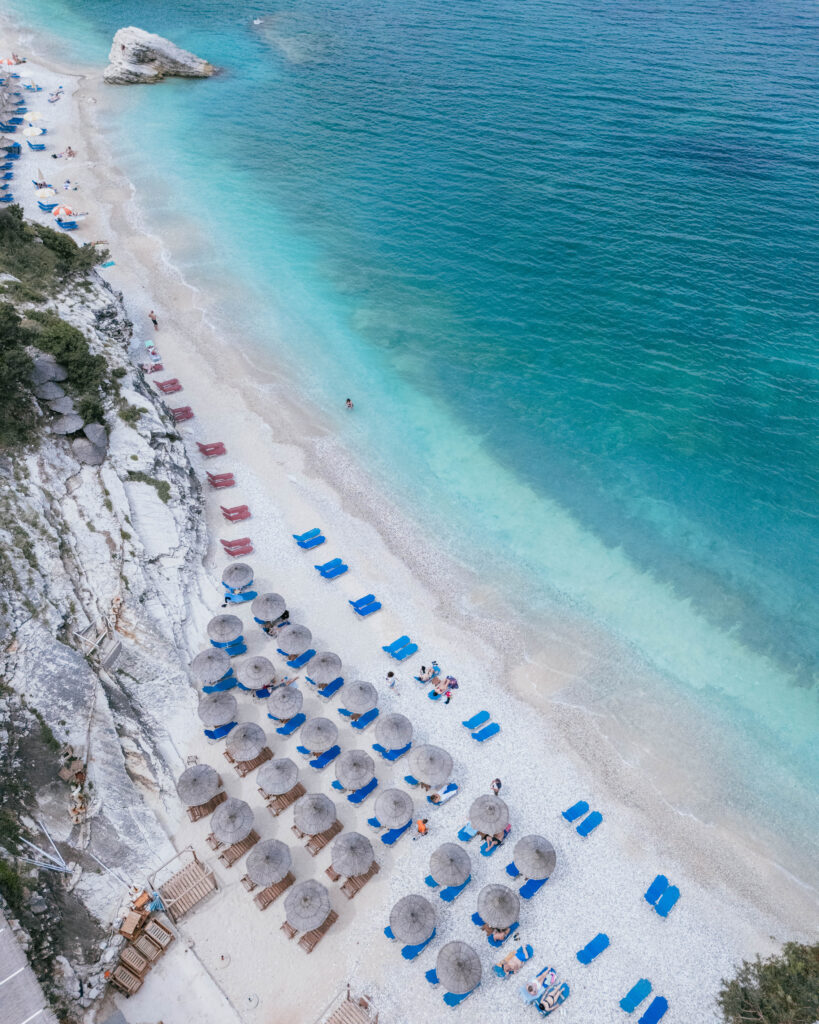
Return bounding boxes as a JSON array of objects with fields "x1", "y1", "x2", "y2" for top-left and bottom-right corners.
[
  {"x1": 159, "y1": 858, "x2": 218, "y2": 922},
  {"x1": 325, "y1": 865, "x2": 341, "y2": 883},
  {"x1": 306, "y1": 819, "x2": 343, "y2": 857},
  {"x1": 206, "y1": 833, "x2": 224, "y2": 850},
  {"x1": 120, "y1": 945, "x2": 149, "y2": 977},
  {"x1": 235, "y1": 746, "x2": 273, "y2": 778},
  {"x1": 133, "y1": 933, "x2": 164, "y2": 963},
  {"x1": 269, "y1": 782, "x2": 306, "y2": 816},
  {"x1": 110, "y1": 965, "x2": 143, "y2": 996},
  {"x1": 281, "y1": 919, "x2": 298, "y2": 939},
  {"x1": 341, "y1": 860, "x2": 380, "y2": 899},
  {"x1": 218, "y1": 829, "x2": 260, "y2": 867},
  {"x1": 298, "y1": 910, "x2": 339, "y2": 954},
  {"x1": 253, "y1": 870, "x2": 295, "y2": 910},
  {"x1": 187, "y1": 790, "x2": 227, "y2": 822},
  {"x1": 241, "y1": 874, "x2": 257, "y2": 892},
  {"x1": 143, "y1": 919, "x2": 175, "y2": 950}
]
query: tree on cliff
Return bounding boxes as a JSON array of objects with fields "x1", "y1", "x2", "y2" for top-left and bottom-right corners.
[
  {"x1": 0, "y1": 301, "x2": 35, "y2": 447},
  {"x1": 718, "y1": 941, "x2": 819, "y2": 1023}
]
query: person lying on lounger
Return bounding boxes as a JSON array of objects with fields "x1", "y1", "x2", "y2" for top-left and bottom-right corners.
[
  {"x1": 416, "y1": 662, "x2": 439, "y2": 683},
  {"x1": 483, "y1": 823, "x2": 512, "y2": 850},
  {"x1": 498, "y1": 949, "x2": 528, "y2": 975}
]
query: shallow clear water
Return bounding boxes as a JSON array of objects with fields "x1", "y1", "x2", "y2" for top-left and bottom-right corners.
[{"x1": 8, "y1": 0, "x2": 818, "y2": 856}]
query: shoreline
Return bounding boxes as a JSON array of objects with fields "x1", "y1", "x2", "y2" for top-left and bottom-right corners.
[{"x1": 3, "y1": 24, "x2": 818, "y2": 1024}]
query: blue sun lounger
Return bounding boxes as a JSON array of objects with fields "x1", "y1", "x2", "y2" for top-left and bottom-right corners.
[
  {"x1": 506, "y1": 861, "x2": 521, "y2": 878},
  {"x1": 373, "y1": 740, "x2": 411, "y2": 761},
  {"x1": 458, "y1": 823, "x2": 478, "y2": 842},
  {"x1": 315, "y1": 558, "x2": 346, "y2": 578},
  {"x1": 401, "y1": 927, "x2": 436, "y2": 961},
  {"x1": 404, "y1": 774, "x2": 420, "y2": 787},
  {"x1": 391, "y1": 642, "x2": 417, "y2": 661},
  {"x1": 367, "y1": 815, "x2": 383, "y2": 830},
  {"x1": 562, "y1": 800, "x2": 588, "y2": 822},
  {"x1": 481, "y1": 825, "x2": 510, "y2": 856},
  {"x1": 309, "y1": 745, "x2": 340, "y2": 770},
  {"x1": 425, "y1": 967, "x2": 439, "y2": 985},
  {"x1": 297, "y1": 533, "x2": 325, "y2": 550},
  {"x1": 294, "y1": 527, "x2": 321, "y2": 542},
  {"x1": 275, "y1": 712, "x2": 305, "y2": 736},
  {"x1": 287, "y1": 649, "x2": 315, "y2": 669},
  {"x1": 462, "y1": 710, "x2": 490, "y2": 730},
  {"x1": 520, "y1": 876, "x2": 548, "y2": 899},
  {"x1": 211, "y1": 634, "x2": 244, "y2": 649},
  {"x1": 439, "y1": 874, "x2": 471, "y2": 902},
  {"x1": 576, "y1": 811, "x2": 602, "y2": 837},
  {"x1": 225, "y1": 642, "x2": 247, "y2": 657},
  {"x1": 443, "y1": 984, "x2": 480, "y2": 1008},
  {"x1": 317, "y1": 677, "x2": 344, "y2": 700},
  {"x1": 576, "y1": 932, "x2": 609, "y2": 964},
  {"x1": 348, "y1": 776, "x2": 378, "y2": 804},
  {"x1": 644, "y1": 875, "x2": 669, "y2": 905},
  {"x1": 381, "y1": 820, "x2": 412, "y2": 845},
  {"x1": 351, "y1": 707, "x2": 379, "y2": 730},
  {"x1": 654, "y1": 885, "x2": 680, "y2": 918},
  {"x1": 489, "y1": 922, "x2": 517, "y2": 948},
  {"x1": 620, "y1": 979, "x2": 652, "y2": 1013},
  {"x1": 637, "y1": 996, "x2": 668, "y2": 1024},
  {"x1": 383, "y1": 636, "x2": 410, "y2": 655},
  {"x1": 350, "y1": 593, "x2": 375, "y2": 609},
  {"x1": 203, "y1": 676, "x2": 237, "y2": 694},
  {"x1": 27, "y1": 141, "x2": 46, "y2": 151},
  {"x1": 204, "y1": 721, "x2": 236, "y2": 740},
  {"x1": 425, "y1": 874, "x2": 439, "y2": 889},
  {"x1": 493, "y1": 944, "x2": 534, "y2": 978},
  {"x1": 428, "y1": 782, "x2": 458, "y2": 805},
  {"x1": 337, "y1": 707, "x2": 353, "y2": 717},
  {"x1": 356, "y1": 601, "x2": 381, "y2": 617},
  {"x1": 472, "y1": 723, "x2": 500, "y2": 742},
  {"x1": 224, "y1": 590, "x2": 257, "y2": 604}
]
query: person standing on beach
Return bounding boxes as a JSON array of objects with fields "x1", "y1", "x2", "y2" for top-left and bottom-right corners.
[
  {"x1": 149, "y1": 310, "x2": 158, "y2": 330},
  {"x1": 491, "y1": 778, "x2": 502, "y2": 796},
  {"x1": 386, "y1": 671, "x2": 398, "y2": 691}
]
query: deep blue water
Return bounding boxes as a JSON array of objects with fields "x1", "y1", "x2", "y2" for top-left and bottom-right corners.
[{"x1": 8, "y1": 0, "x2": 819, "y2": 838}]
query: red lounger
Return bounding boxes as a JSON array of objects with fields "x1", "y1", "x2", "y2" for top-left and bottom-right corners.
[
  {"x1": 208, "y1": 477, "x2": 235, "y2": 489},
  {"x1": 220, "y1": 505, "x2": 249, "y2": 514},
  {"x1": 221, "y1": 537, "x2": 252, "y2": 549},
  {"x1": 225, "y1": 544, "x2": 253, "y2": 557},
  {"x1": 222, "y1": 509, "x2": 250, "y2": 521},
  {"x1": 171, "y1": 406, "x2": 194, "y2": 422},
  {"x1": 198, "y1": 442, "x2": 227, "y2": 456}
]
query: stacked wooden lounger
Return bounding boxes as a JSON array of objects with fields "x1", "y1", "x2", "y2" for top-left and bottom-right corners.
[
  {"x1": 298, "y1": 910, "x2": 339, "y2": 953},
  {"x1": 110, "y1": 919, "x2": 175, "y2": 996},
  {"x1": 188, "y1": 790, "x2": 227, "y2": 822}
]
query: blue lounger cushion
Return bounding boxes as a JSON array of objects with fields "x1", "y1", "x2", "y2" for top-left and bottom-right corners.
[
  {"x1": 506, "y1": 861, "x2": 521, "y2": 878},
  {"x1": 443, "y1": 986, "x2": 478, "y2": 1007},
  {"x1": 337, "y1": 708, "x2": 354, "y2": 717},
  {"x1": 381, "y1": 820, "x2": 412, "y2": 845},
  {"x1": 480, "y1": 827, "x2": 510, "y2": 856},
  {"x1": 562, "y1": 800, "x2": 589, "y2": 822},
  {"x1": 294, "y1": 527, "x2": 321, "y2": 542},
  {"x1": 202, "y1": 677, "x2": 237, "y2": 693},
  {"x1": 310, "y1": 745, "x2": 341, "y2": 770},
  {"x1": 439, "y1": 875, "x2": 470, "y2": 902},
  {"x1": 321, "y1": 564, "x2": 348, "y2": 579},
  {"x1": 488, "y1": 921, "x2": 518, "y2": 947},
  {"x1": 654, "y1": 885, "x2": 680, "y2": 918},
  {"x1": 383, "y1": 636, "x2": 410, "y2": 654},
  {"x1": 458, "y1": 823, "x2": 478, "y2": 842},
  {"x1": 356, "y1": 602, "x2": 381, "y2": 617},
  {"x1": 425, "y1": 874, "x2": 439, "y2": 889},
  {"x1": 620, "y1": 979, "x2": 652, "y2": 1013},
  {"x1": 428, "y1": 690, "x2": 442, "y2": 701},
  {"x1": 317, "y1": 677, "x2": 344, "y2": 699},
  {"x1": 576, "y1": 932, "x2": 610, "y2": 964},
  {"x1": 315, "y1": 558, "x2": 342, "y2": 571},
  {"x1": 298, "y1": 535, "x2": 325, "y2": 550},
  {"x1": 644, "y1": 875, "x2": 669, "y2": 905},
  {"x1": 350, "y1": 594, "x2": 376, "y2": 608},
  {"x1": 367, "y1": 815, "x2": 382, "y2": 830},
  {"x1": 472, "y1": 722, "x2": 500, "y2": 742},
  {"x1": 212, "y1": 635, "x2": 244, "y2": 649},
  {"x1": 224, "y1": 591, "x2": 257, "y2": 604},
  {"x1": 296, "y1": 745, "x2": 310, "y2": 756},
  {"x1": 373, "y1": 741, "x2": 411, "y2": 761},
  {"x1": 225, "y1": 643, "x2": 247, "y2": 657},
  {"x1": 287, "y1": 649, "x2": 315, "y2": 669},
  {"x1": 204, "y1": 722, "x2": 236, "y2": 740},
  {"x1": 462, "y1": 710, "x2": 490, "y2": 730},
  {"x1": 331, "y1": 780, "x2": 345, "y2": 792},
  {"x1": 392, "y1": 643, "x2": 417, "y2": 661},
  {"x1": 383, "y1": 925, "x2": 395, "y2": 940},
  {"x1": 520, "y1": 876, "x2": 548, "y2": 899},
  {"x1": 637, "y1": 996, "x2": 668, "y2": 1024},
  {"x1": 348, "y1": 776, "x2": 378, "y2": 804},
  {"x1": 275, "y1": 712, "x2": 305, "y2": 736},
  {"x1": 351, "y1": 707, "x2": 379, "y2": 730},
  {"x1": 577, "y1": 811, "x2": 602, "y2": 837},
  {"x1": 401, "y1": 928, "x2": 435, "y2": 961},
  {"x1": 425, "y1": 968, "x2": 439, "y2": 986},
  {"x1": 471, "y1": 912, "x2": 484, "y2": 926}
]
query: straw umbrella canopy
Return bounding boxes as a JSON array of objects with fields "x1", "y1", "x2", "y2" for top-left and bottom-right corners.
[
  {"x1": 276, "y1": 623, "x2": 312, "y2": 656},
  {"x1": 469, "y1": 795, "x2": 509, "y2": 836},
  {"x1": 51, "y1": 414, "x2": 84, "y2": 435},
  {"x1": 374, "y1": 788, "x2": 413, "y2": 828},
  {"x1": 222, "y1": 562, "x2": 253, "y2": 590},
  {"x1": 257, "y1": 757, "x2": 298, "y2": 796},
  {"x1": 48, "y1": 396, "x2": 76, "y2": 415},
  {"x1": 375, "y1": 713, "x2": 413, "y2": 750},
  {"x1": 285, "y1": 880, "x2": 331, "y2": 932},
  {"x1": 266, "y1": 684, "x2": 303, "y2": 719},
  {"x1": 0, "y1": 136, "x2": 19, "y2": 150},
  {"x1": 409, "y1": 744, "x2": 453, "y2": 788},
  {"x1": 429, "y1": 843, "x2": 471, "y2": 887},
  {"x1": 246, "y1": 839, "x2": 291, "y2": 887},
  {"x1": 197, "y1": 692, "x2": 237, "y2": 727},
  {"x1": 176, "y1": 764, "x2": 220, "y2": 807},
  {"x1": 251, "y1": 592, "x2": 285, "y2": 622},
  {"x1": 389, "y1": 895, "x2": 435, "y2": 946},
  {"x1": 31, "y1": 358, "x2": 67, "y2": 383},
  {"x1": 436, "y1": 942, "x2": 482, "y2": 995},
  {"x1": 330, "y1": 832, "x2": 373, "y2": 878},
  {"x1": 226, "y1": 722, "x2": 266, "y2": 762},
  {"x1": 477, "y1": 884, "x2": 520, "y2": 928},
  {"x1": 35, "y1": 187, "x2": 57, "y2": 199},
  {"x1": 22, "y1": 125, "x2": 44, "y2": 138},
  {"x1": 293, "y1": 793, "x2": 336, "y2": 836},
  {"x1": 236, "y1": 655, "x2": 275, "y2": 690},
  {"x1": 190, "y1": 647, "x2": 231, "y2": 684},
  {"x1": 308, "y1": 651, "x2": 343, "y2": 686},
  {"x1": 34, "y1": 380, "x2": 64, "y2": 400},
  {"x1": 23, "y1": 111, "x2": 44, "y2": 122},
  {"x1": 334, "y1": 749, "x2": 374, "y2": 791},
  {"x1": 342, "y1": 680, "x2": 378, "y2": 714},
  {"x1": 513, "y1": 834, "x2": 556, "y2": 880},
  {"x1": 300, "y1": 717, "x2": 337, "y2": 753},
  {"x1": 211, "y1": 798, "x2": 254, "y2": 845},
  {"x1": 207, "y1": 614, "x2": 242, "y2": 644}
]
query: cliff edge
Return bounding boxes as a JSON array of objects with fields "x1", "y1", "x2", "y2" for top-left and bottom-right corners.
[{"x1": 104, "y1": 26, "x2": 215, "y2": 85}]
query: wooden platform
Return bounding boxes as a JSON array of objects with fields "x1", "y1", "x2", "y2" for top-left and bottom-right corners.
[{"x1": 159, "y1": 857, "x2": 218, "y2": 922}]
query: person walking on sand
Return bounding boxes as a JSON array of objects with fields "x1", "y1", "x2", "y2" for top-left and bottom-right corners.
[
  {"x1": 491, "y1": 778, "x2": 502, "y2": 796},
  {"x1": 412, "y1": 818, "x2": 429, "y2": 840},
  {"x1": 386, "y1": 671, "x2": 398, "y2": 691},
  {"x1": 149, "y1": 310, "x2": 158, "y2": 330}
]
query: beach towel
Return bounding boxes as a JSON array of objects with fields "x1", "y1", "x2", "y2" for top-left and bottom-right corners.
[
  {"x1": 381, "y1": 820, "x2": 412, "y2": 846},
  {"x1": 458, "y1": 823, "x2": 478, "y2": 842}
]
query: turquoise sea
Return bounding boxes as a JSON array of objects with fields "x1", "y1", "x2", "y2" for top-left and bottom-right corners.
[{"x1": 7, "y1": 0, "x2": 818, "y2": 868}]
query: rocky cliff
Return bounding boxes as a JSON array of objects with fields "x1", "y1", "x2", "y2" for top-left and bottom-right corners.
[
  {"x1": 0, "y1": 270, "x2": 209, "y2": 1017},
  {"x1": 104, "y1": 27, "x2": 215, "y2": 85}
]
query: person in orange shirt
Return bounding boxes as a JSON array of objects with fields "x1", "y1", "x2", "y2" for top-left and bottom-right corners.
[{"x1": 416, "y1": 818, "x2": 429, "y2": 837}]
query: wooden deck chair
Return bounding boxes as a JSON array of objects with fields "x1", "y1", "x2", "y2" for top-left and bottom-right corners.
[
  {"x1": 110, "y1": 965, "x2": 143, "y2": 996},
  {"x1": 143, "y1": 919, "x2": 174, "y2": 950},
  {"x1": 120, "y1": 946, "x2": 149, "y2": 978},
  {"x1": 298, "y1": 910, "x2": 339, "y2": 954}
]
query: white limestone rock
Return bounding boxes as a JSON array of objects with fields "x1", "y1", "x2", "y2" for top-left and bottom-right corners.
[{"x1": 104, "y1": 27, "x2": 216, "y2": 85}]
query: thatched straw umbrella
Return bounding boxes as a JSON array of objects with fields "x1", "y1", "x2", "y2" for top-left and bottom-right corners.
[
  {"x1": 222, "y1": 563, "x2": 253, "y2": 590},
  {"x1": 236, "y1": 655, "x2": 275, "y2": 690},
  {"x1": 334, "y1": 750, "x2": 374, "y2": 791},
  {"x1": 299, "y1": 717, "x2": 338, "y2": 753},
  {"x1": 477, "y1": 884, "x2": 520, "y2": 928},
  {"x1": 211, "y1": 798, "x2": 254, "y2": 845},
  {"x1": 176, "y1": 764, "x2": 220, "y2": 807},
  {"x1": 409, "y1": 744, "x2": 453, "y2": 788},
  {"x1": 246, "y1": 839, "x2": 291, "y2": 887},
  {"x1": 469, "y1": 795, "x2": 509, "y2": 836},
  {"x1": 513, "y1": 834, "x2": 556, "y2": 880},
  {"x1": 226, "y1": 722, "x2": 266, "y2": 762},
  {"x1": 52, "y1": 414, "x2": 84, "y2": 435},
  {"x1": 330, "y1": 832, "x2": 373, "y2": 878},
  {"x1": 190, "y1": 648, "x2": 231, "y2": 684},
  {"x1": 293, "y1": 793, "x2": 336, "y2": 836},
  {"x1": 375, "y1": 713, "x2": 412, "y2": 751},
  {"x1": 389, "y1": 894, "x2": 435, "y2": 945},
  {"x1": 207, "y1": 614, "x2": 243, "y2": 645},
  {"x1": 257, "y1": 758, "x2": 298, "y2": 796},
  {"x1": 197, "y1": 692, "x2": 237, "y2": 727},
  {"x1": 374, "y1": 788, "x2": 412, "y2": 828},
  {"x1": 341, "y1": 680, "x2": 377, "y2": 714},
  {"x1": 48, "y1": 396, "x2": 76, "y2": 415},
  {"x1": 429, "y1": 843, "x2": 471, "y2": 887},
  {"x1": 284, "y1": 880, "x2": 330, "y2": 932},
  {"x1": 266, "y1": 685, "x2": 303, "y2": 720},
  {"x1": 276, "y1": 623, "x2": 312, "y2": 656},
  {"x1": 252, "y1": 592, "x2": 285, "y2": 623},
  {"x1": 308, "y1": 651, "x2": 343, "y2": 686},
  {"x1": 34, "y1": 381, "x2": 64, "y2": 400},
  {"x1": 436, "y1": 942, "x2": 482, "y2": 994}
]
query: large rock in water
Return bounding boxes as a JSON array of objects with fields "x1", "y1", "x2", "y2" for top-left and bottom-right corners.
[{"x1": 104, "y1": 27, "x2": 215, "y2": 85}]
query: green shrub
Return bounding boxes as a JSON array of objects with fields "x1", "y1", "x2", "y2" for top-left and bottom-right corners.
[
  {"x1": 127, "y1": 470, "x2": 171, "y2": 503},
  {"x1": 0, "y1": 302, "x2": 37, "y2": 448},
  {"x1": 718, "y1": 941, "x2": 819, "y2": 1023},
  {"x1": 119, "y1": 404, "x2": 147, "y2": 426},
  {"x1": 0, "y1": 859, "x2": 24, "y2": 913},
  {"x1": 0, "y1": 204, "x2": 107, "y2": 289}
]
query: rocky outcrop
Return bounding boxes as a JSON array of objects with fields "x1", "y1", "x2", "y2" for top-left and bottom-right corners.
[{"x1": 104, "y1": 27, "x2": 215, "y2": 85}]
